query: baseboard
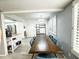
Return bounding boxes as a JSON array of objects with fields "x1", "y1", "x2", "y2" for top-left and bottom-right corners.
[
  {"x1": 0, "y1": 53, "x2": 8, "y2": 56},
  {"x1": 0, "y1": 54, "x2": 6, "y2": 56}
]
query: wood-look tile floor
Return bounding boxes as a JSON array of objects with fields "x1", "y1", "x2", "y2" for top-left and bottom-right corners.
[
  {"x1": 0, "y1": 54, "x2": 32, "y2": 59},
  {"x1": 14, "y1": 38, "x2": 31, "y2": 54}
]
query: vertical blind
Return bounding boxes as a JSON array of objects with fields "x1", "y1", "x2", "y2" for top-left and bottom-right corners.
[{"x1": 72, "y1": 3, "x2": 79, "y2": 54}]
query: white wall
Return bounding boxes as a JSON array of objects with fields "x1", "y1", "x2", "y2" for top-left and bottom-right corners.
[
  {"x1": 16, "y1": 22, "x2": 24, "y2": 38},
  {"x1": 0, "y1": 13, "x2": 8, "y2": 56},
  {"x1": 24, "y1": 19, "x2": 48, "y2": 37},
  {"x1": 5, "y1": 14, "x2": 49, "y2": 37},
  {"x1": 56, "y1": 4, "x2": 78, "y2": 59},
  {"x1": 5, "y1": 15, "x2": 26, "y2": 39},
  {"x1": 4, "y1": 19, "x2": 25, "y2": 39},
  {"x1": 47, "y1": 15, "x2": 56, "y2": 35}
]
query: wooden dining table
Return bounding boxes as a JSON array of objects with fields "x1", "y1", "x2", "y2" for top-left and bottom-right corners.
[{"x1": 29, "y1": 34, "x2": 61, "y2": 59}]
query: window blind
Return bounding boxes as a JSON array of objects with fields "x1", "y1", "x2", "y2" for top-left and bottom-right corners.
[{"x1": 72, "y1": 3, "x2": 79, "y2": 56}]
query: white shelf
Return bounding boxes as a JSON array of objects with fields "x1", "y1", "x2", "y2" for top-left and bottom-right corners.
[{"x1": 7, "y1": 34, "x2": 22, "y2": 53}]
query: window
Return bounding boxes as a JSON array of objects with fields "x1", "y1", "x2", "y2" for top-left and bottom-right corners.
[{"x1": 72, "y1": 2, "x2": 79, "y2": 58}]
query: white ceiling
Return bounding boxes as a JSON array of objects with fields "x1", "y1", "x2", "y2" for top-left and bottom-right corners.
[
  {"x1": 5, "y1": 12, "x2": 54, "y2": 22},
  {"x1": 0, "y1": 0, "x2": 72, "y2": 11},
  {"x1": 11, "y1": 12, "x2": 53, "y2": 20},
  {"x1": 3, "y1": 0, "x2": 72, "y2": 21}
]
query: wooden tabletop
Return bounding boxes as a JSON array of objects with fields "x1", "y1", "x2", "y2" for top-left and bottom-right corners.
[{"x1": 29, "y1": 34, "x2": 61, "y2": 54}]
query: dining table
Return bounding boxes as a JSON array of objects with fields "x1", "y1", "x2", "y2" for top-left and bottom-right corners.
[{"x1": 29, "y1": 34, "x2": 61, "y2": 59}]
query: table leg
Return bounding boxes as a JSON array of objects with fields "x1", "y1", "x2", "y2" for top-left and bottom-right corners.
[
  {"x1": 31, "y1": 54, "x2": 34, "y2": 59},
  {"x1": 55, "y1": 53, "x2": 57, "y2": 57}
]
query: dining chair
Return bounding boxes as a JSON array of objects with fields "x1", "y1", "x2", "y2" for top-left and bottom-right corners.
[
  {"x1": 33, "y1": 53, "x2": 57, "y2": 59},
  {"x1": 30, "y1": 36, "x2": 36, "y2": 46},
  {"x1": 49, "y1": 35, "x2": 57, "y2": 44}
]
